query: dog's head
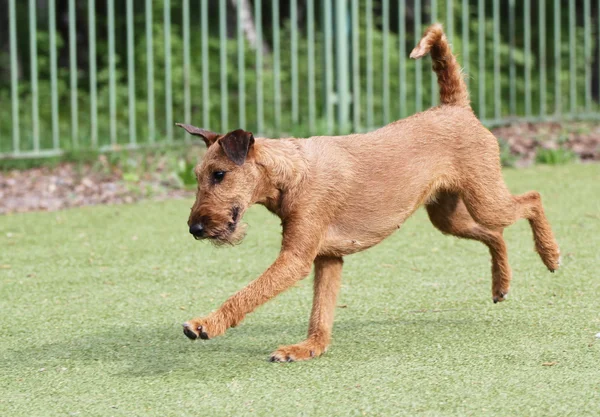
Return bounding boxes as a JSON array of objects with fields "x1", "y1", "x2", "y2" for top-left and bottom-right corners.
[{"x1": 177, "y1": 124, "x2": 261, "y2": 246}]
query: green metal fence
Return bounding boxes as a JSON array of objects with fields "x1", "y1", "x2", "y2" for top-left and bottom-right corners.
[{"x1": 1, "y1": 0, "x2": 599, "y2": 159}]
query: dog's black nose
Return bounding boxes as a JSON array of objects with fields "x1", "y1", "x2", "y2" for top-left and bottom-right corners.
[{"x1": 189, "y1": 223, "x2": 205, "y2": 238}]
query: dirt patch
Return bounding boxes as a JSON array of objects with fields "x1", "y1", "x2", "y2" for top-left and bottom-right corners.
[
  {"x1": 492, "y1": 121, "x2": 600, "y2": 167},
  {"x1": 0, "y1": 153, "x2": 195, "y2": 215}
]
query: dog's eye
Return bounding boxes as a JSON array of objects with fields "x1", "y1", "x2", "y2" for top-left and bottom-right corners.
[{"x1": 212, "y1": 171, "x2": 226, "y2": 184}]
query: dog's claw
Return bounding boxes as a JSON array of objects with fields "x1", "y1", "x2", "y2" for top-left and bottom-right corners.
[
  {"x1": 269, "y1": 354, "x2": 295, "y2": 363},
  {"x1": 182, "y1": 323, "x2": 198, "y2": 340},
  {"x1": 198, "y1": 326, "x2": 209, "y2": 340},
  {"x1": 493, "y1": 292, "x2": 508, "y2": 304}
]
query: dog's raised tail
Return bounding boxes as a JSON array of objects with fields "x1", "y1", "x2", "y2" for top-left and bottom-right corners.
[{"x1": 410, "y1": 23, "x2": 470, "y2": 108}]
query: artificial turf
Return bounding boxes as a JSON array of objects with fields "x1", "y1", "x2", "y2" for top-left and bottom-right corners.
[{"x1": 1, "y1": 163, "x2": 599, "y2": 416}]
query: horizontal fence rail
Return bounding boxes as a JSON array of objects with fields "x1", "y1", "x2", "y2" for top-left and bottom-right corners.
[{"x1": 0, "y1": 0, "x2": 599, "y2": 159}]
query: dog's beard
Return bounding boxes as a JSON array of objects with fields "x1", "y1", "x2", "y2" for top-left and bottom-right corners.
[{"x1": 209, "y1": 222, "x2": 247, "y2": 246}]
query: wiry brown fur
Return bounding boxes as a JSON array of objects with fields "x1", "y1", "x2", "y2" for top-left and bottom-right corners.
[
  {"x1": 410, "y1": 23, "x2": 470, "y2": 108},
  {"x1": 178, "y1": 24, "x2": 560, "y2": 362}
]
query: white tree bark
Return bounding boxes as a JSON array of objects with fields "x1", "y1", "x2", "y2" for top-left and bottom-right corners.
[{"x1": 230, "y1": 0, "x2": 270, "y2": 54}]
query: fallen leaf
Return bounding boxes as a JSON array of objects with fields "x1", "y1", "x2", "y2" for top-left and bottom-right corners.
[{"x1": 542, "y1": 362, "x2": 557, "y2": 366}]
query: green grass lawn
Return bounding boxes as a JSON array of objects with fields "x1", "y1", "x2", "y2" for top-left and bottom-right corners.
[{"x1": 1, "y1": 163, "x2": 599, "y2": 416}]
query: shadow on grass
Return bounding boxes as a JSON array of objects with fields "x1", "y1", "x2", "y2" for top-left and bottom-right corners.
[{"x1": 2, "y1": 316, "x2": 481, "y2": 379}]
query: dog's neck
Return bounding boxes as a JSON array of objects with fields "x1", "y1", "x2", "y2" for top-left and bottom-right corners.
[{"x1": 252, "y1": 138, "x2": 308, "y2": 216}]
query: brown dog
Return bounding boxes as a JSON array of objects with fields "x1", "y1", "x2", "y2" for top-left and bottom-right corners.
[{"x1": 176, "y1": 24, "x2": 560, "y2": 362}]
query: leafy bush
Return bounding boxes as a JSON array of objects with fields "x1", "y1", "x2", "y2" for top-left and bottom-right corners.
[{"x1": 535, "y1": 147, "x2": 576, "y2": 165}]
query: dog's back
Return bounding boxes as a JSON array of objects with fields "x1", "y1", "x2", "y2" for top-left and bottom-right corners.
[{"x1": 302, "y1": 24, "x2": 499, "y2": 252}]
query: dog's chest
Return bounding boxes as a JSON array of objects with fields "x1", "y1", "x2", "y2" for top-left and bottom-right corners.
[{"x1": 319, "y1": 223, "x2": 400, "y2": 257}]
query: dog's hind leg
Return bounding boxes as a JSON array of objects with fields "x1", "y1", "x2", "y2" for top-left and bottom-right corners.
[
  {"x1": 460, "y1": 174, "x2": 561, "y2": 273},
  {"x1": 427, "y1": 191, "x2": 511, "y2": 302},
  {"x1": 269, "y1": 256, "x2": 343, "y2": 362}
]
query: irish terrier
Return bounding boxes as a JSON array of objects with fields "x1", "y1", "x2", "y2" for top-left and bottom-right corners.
[{"x1": 176, "y1": 24, "x2": 560, "y2": 362}]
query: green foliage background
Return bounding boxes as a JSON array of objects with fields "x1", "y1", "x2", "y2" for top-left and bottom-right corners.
[{"x1": 0, "y1": 0, "x2": 595, "y2": 154}]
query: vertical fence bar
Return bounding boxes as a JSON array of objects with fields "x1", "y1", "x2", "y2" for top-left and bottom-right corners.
[
  {"x1": 461, "y1": 0, "x2": 468, "y2": 90},
  {"x1": 554, "y1": 0, "x2": 561, "y2": 114},
  {"x1": 446, "y1": 0, "x2": 453, "y2": 44},
  {"x1": 307, "y1": 0, "x2": 315, "y2": 134},
  {"x1": 509, "y1": 0, "x2": 515, "y2": 115},
  {"x1": 29, "y1": 0, "x2": 39, "y2": 152},
  {"x1": 9, "y1": 0, "x2": 19, "y2": 153},
  {"x1": 584, "y1": 0, "x2": 591, "y2": 113},
  {"x1": 89, "y1": 0, "x2": 98, "y2": 148},
  {"x1": 524, "y1": 0, "x2": 531, "y2": 117},
  {"x1": 325, "y1": 0, "x2": 334, "y2": 133},
  {"x1": 127, "y1": 0, "x2": 136, "y2": 146},
  {"x1": 202, "y1": 0, "x2": 209, "y2": 128},
  {"x1": 145, "y1": 0, "x2": 156, "y2": 143},
  {"x1": 336, "y1": 0, "x2": 350, "y2": 130},
  {"x1": 219, "y1": 0, "x2": 228, "y2": 132},
  {"x1": 351, "y1": 0, "x2": 360, "y2": 131},
  {"x1": 493, "y1": 0, "x2": 500, "y2": 120},
  {"x1": 164, "y1": 0, "x2": 173, "y2": 141},
  {"x1": 569, "y1": 0, "x2": 575, "y2": 115},
  {"x1": 146, "y1": 0, "x2": 155, "y2": 143},
  {"x1": 539, "y1": 0, "x2": 546, "y2": 117},
  {"x1": 291, "y1": 0, "x2": 299, "y2": 124},
  {"x1": 183, "y1": 0, "x2": 191, "y2": 126},
  {"x1": 49, "y1": 0, "x2": 59, "y2": 149},
  {"x1": 255, "y1": 0, "x2": 264, "y2": 133},
  {"x1": 399, "y1": 0, "x2": 406, "y2": 118},
  {"x1": 237, "y1": 0, "x2": 246, "y2": 128},
  {"x1": 477, "y1": 0, "x2": 485, "y2": 119},
  {"x1": 382, "y1": 0, "x2": 389, "y2": 124},
  {"x1": 431, "y1": 0, "x2": 438, "y2": 107},
  {"x1": 272, "y1": 0, "x2": 281, "y2": 132},
  {"x1": 366, "y1": 0, "x2": 373, "y2": 128},
  {"x1": 69, "y1": 0, "x2": 78, "y2": 148},
  {"x1": 108, "y1": 0, "x2": 116, "y2": 145},
  {"x1": 415, "y1": 0, "x2": 422, "y2": 112}
]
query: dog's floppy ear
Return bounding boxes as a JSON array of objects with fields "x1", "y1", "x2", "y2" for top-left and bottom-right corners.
[
  {"x1": 175, "y1": 123, "x2": 220, "y2": 147},
  {"x1": 218, "y1": 129, "x2": 255, "y2": 166}
]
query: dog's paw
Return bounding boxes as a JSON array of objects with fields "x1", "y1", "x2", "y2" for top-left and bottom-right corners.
[
  {"x1": 547, "y1": 249, "x2": 561, "y2": 273},
  {"x1": 492, "y1": 287, "x2": 509, "y2": 304},
  {"x1": 182, "y1": 316, "x2": 226, "y2": 340},
  {"x1": 537, "y1": 244, "x2": 561, "y2": 273},
  {"x1": 493, "y1": 292, "x2": 508, "y2": 304},
  {"x1": 269, "y1": 341, "x2": 326, "y2": 363}
]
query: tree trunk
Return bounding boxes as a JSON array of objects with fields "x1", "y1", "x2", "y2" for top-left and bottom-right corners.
[{"x1": 230, "y1": 0, "x2": 270, "y2": 54}]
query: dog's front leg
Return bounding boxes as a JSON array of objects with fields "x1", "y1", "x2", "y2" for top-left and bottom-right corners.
[
  {"x1": 182, "y1": 251, "x2": 313, "y2": 340},
  {"x1": 269, "y1": 255, "x2": 343, "y2": 362}
]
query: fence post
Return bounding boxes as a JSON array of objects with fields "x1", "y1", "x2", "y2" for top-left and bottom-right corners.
[
  {"x1": 89, "y1": 0, "x2": 98, "y2": 148},
  {"x1": 382, "y1": 0, "x2": 389, "y2": 125},
  {"x1": 336, "y1": 0, "x2": 350, "y2": 132},
  {"x1": 307, "y1": 0, "x2": 316, "y2": 134},
  {"x1": 351, "y1": 0, "x2": 360, "y2": 131},
  {"x1": 69, "y1": 0, "x2": 78, "y2": 148},
  {"x1": 9, "y1": 0, "x2": 19, "y2": 154},
  {"x1": 29, "y1": 0, "x2": 39, "y2": 152},
  {"x1": 220, "y1": 0, "x2": 228, "y2": 132}
]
